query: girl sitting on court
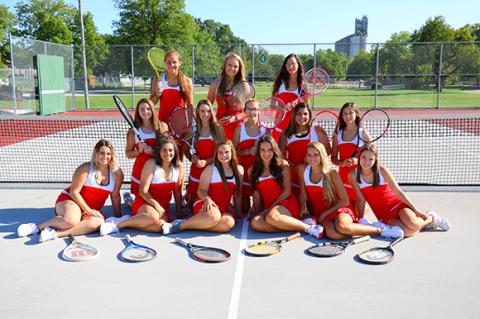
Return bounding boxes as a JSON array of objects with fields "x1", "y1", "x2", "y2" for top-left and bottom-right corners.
[
  {"x1": 185, "y1": 99, "x2": 225, "y2": 209},
  {"x1": 162, "y1": 140, "x2": 244, "y2": 234},
  {"x1": 17, "y1": 139, "x2": 124, "y2": 242},
  {"x1": 123, "y1": 98, "x2": 168, "y2": 207},
  {"x1": 233, "y1": 98, "x2": 267, "y2": 216},
  {"x1": 249, "y1": 135, "x2": 323, "y2": 238},
  {"x1": 298, "y1": 142, "x2": 403, "y2": 240},
  {"x1": 349, "y1": 144, "x2": 450, "y2": 237},
  {"x1": 100, "y1": 135, "x2": 184, "y2": 235}
]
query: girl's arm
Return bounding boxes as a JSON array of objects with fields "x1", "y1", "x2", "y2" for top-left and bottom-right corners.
[
  {"x1": 197, "y1": 165, "x2": 214, "y2": 212},
  {"x1": 348, "y1": 170, "x2": 366, "y2": 219},
  {"x1": 297, "y1": 164, "x2": 310, "y2": 218}
]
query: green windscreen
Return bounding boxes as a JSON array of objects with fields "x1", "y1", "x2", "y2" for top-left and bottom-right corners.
[{"x1": 36, "y1": 54, "x2": 65, "y2": 115}]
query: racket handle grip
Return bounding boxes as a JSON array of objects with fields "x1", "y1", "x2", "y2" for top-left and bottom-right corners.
[
  {"x1": 175, "y1": 238, "x2": 188, "y2": 246},
  {"x1": 287, "y1": 232, "x2": 301, "y2": 242},
  {"x1": 353, "y1": 235, "x2": 370, "y2": 244}
]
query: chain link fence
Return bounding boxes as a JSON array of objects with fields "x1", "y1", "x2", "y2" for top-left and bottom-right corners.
[{"x1": 3, "y1": 36, "x2": 479, "y2": 114}]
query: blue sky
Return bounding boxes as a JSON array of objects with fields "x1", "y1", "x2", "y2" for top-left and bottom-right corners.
[{"x1": 4, "y1": 0, "x2": 479, "y2": 44}]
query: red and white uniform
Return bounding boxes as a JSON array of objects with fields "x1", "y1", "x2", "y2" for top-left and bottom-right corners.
[
  {"x1": 256, "y1": 175, "x2": 300, "y2": 219},
  {"x1": 357, "y1": 170, "x2": 409, "y2": 223},
  {"x1": 132, "y1": 165, "x2": 180, "y2": 221},
  {"x1": 216, "y1": 91, "x2": 243, "y2": 141},
  {"x1": 237, "y1": 123, "x2": 266, "y2": 198},
  {"x1": 186, "y1": 133, "x2": 216, "y2": 202},
  {"x1": 273, "y1": 83, "x2": 301, "y2": 140},
  {"x1": 55, "y1": 167, "x2": 115, "y2": 218},
  {"x1": 193, "y1": 166, "x2": 237, "y2": 214},
  {"x1": 285, "y1": 127, "x2": 323, "y2": 191},
  {"x1": 336, "y1": 127, "x2": 365, "y2": 200},
  {"x1": 303, "y1": 165, "x2": 356, "y2": 224},
  {"x1": 158, "y1": 73, "x2": 185, "y2": 124},
  {"x1": 130, "y1": 128, "x2": 156, "y2": 196}
]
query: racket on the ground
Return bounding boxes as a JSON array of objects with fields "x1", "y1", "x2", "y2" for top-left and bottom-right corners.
[
  {"x1": 113, "y1": 95, "x2": 143, "y2": 143},
  {"x1": 119, "y1": 235, "x2": 157, "y2": 262},
  {"x1": 258, "y1": 97, "x2": 287, "y2": 133},
  {"x1": 226, "y1": 80, "x2": 255, "y2": 112},
  {"x1": 357, "y1": 237, "x2": 403, "y2": 265},
  {"x1": 245, "y1": 232, "x2": 301, "y2": 257},
  {"x1": 147, "y1": 47, "x2": 165, "y2": 79},
  {"x1": 300, "y1": 67, "x2": 330, "y2": 100},
  {"x1": 169, "y1": 107, "x2": 196, "y2": 155},
  {"x1": 312, "y1": 110, "x2": 340, "y2": 143},
  {"x1": 174, "y1": 238, "x2": 231, "y2": 263},
  {"x1": 306, "y1": 235, "x2": 370, "y2": 257},
  {"x1": 62, "y1": 235, "x2": 98, "y2": 262}
]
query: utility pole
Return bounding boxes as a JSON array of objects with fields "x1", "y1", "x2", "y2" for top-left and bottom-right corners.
[{"x1": 78, "y1": 0, "x2": 89, "y2": 109}]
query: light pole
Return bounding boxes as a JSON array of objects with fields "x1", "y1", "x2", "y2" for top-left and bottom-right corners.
[{"x1": 78, "y1": 0, "x2": 89, "y2": 109}]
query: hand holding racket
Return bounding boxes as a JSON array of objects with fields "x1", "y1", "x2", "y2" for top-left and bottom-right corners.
[
  {"x1": 169, "y1": 107, "x2": 197, "y2": 155},
  {"x1": 306, "y1": 235, "x2": 370, "y2": 257},
  {"x1": 258, "y1": 97, "x2": 287, "y2": 133},
  {"x1": 174, "y1": 238, "x2": 231, "y2": 263},
  {"x1": 62, "y1": 235, "x2": 98, "y2": 262},
  {"x1": 245, "y1": 232, "x2": 301, "y2": 257},
  {"x1": 356, "y1": 237, "x2": 404, "y2": 265},
  {"x1": 226, "y1": 80, "x2": 255, "y2": 114},
  {"x1": 119, "y1": 235, "x2": 157, "y2": 263},
  {"x1": 147, "y1": 47, "x2": 165, "y2": 79}
]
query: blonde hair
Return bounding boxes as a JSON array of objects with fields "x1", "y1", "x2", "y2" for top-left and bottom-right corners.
[
  {"x1": 307, "y1": 142, "x2": 337, "y2": 206},
  {"x1": 90, "y1": 139, "x2": 119, "y2": 184}
]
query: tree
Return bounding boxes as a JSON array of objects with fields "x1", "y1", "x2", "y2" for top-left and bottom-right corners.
[
  {"x1": 113, "y1": 0, "x2": 197, "y2": 45},
  {"x1": 347, "y1": 50, "x2": 374, "y2": 80},
  {"x1": 194, "y1": 18, "x2": 248, "y2": 56},
  {"x1": 15, "y1": 0, "x2": 74, "y2": 45},
  {"x1": 0, "y1": 5, "x2": 17, "y2": 67},
  {"x1": 315, "y1": 49, "x2": 348, "y2": 79}
]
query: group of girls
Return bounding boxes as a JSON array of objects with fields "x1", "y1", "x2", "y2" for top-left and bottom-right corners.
[{"x1": 16, "y1": 51, "x2": 449, "y2": 243}]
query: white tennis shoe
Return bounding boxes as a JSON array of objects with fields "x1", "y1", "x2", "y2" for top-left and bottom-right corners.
[
  {"x1": 99, "y1": 221, "x2": 119, "y2": 236},
  {"x1": 302, "y1": 217, "x2": 316, "y2": 226},
  {"x1": 425, "y1": 210, "x2": 450, "y2": 231},
  {"x1": 17, "y1": 223, "x2": 40, "y2": 237},
  {"x1": 38, "y1": 227, "x2": 57, "y2": 243},
  {"x1": 307, "y1": 225, "x2": 324, "y2": 239},
  {"x1": 105, "y1": 215, "x2": 131, "y2": 224}
]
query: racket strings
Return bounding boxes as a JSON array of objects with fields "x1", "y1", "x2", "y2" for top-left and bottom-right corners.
[
  {"x1": 247, "y1": 243, "x2": 281, "y2": 255},
  {"x1": 66, "y1": 246, "x2": 96, "y2": 257},
  {"x1": 360, "y1": 248, "x2": 393, "y2": 261},
  {"x1": 194, "y1": 248, "x2": 229, "y2": 262},
  {"x1": 310, "y1": 244, "x2": 344, "y2": 256},
  {"x1": 148, "y1": 48, "x2": 165, "y2": 69},
  {"x1": 170, "y1": 109, "x2": 194, "y2": 139},
  {"x1": 360, "y1": 109, "x2": 390, "y2": 142},
  {"x1": 122, "y1": 247, "x2": 156, "y2": 261}
]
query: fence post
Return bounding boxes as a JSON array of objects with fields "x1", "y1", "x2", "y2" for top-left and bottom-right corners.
[
  {"x1": 70, "y1": 44, "x2": 76, "y2": 111},
  {"x1": 313, "y1": 43, "x2": 317, "y2": 109},
  {"x1": 374, "y1": 43, "x2": 380, "y2": 108},
  {"x1": 251, "y1": 45, "x2": 255, "y2": 85},
  {"x1": 436, "y1": 43, "x2": 443, "y2": 110},
  {"x1": 9, "y1": 34, "x2": 17, "y2": 115},
  {"x1": 130, "y1": 46, "x2": 135, "y2": 109},
  {"x1": 192, "y1": 45, "x2": 195, "y2": 86}
]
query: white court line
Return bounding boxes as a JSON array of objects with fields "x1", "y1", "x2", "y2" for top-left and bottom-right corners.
[{"x1": 227, "y1": 219, "x2": 249, "y2": 319}]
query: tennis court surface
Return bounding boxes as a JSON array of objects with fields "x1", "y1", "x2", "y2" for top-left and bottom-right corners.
[{"x1": 0, "y1": 187, "x2": 478, "y2": 319}]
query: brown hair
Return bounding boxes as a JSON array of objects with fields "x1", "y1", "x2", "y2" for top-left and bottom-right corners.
[{"x1": 250, "y1": 135, "x2": 285, "y2": 190}]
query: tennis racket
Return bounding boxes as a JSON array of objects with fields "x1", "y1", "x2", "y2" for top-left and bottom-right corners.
[
  {"x1": 113, "y1": 95, "x2": 143, "y2": 143},
  {"x1": 147, "y1": 47, "x2": 166, "y2": 79},
  {"x1": 306, "y1": 235, "x2": 370, "y2": 257},
  {"x1": 174, "y1": 238, "x2": 231, "y2": 263},
  {"x1": 245, "y1": 232, "x2": 301, "y2": 257},
  {"x1": 119, "y1": 235, "x2": 157, "y2": 263},
  {"x1": 62, "y1": 235, "x2": 98, "y2": 262},
  {"x1": 312, "y1": 110, "x2": 340, "y2": 143},
  {"x1": 300, "y1": 67, "x2": 330, "y2": 101},
  {"x1": 258, "y1": 97, "x2": 287, "y2": 133},
  {"x1": 169, "y1": 107, "x2": 196, "y2": 155},
  {"x1": 356, "y1": 237, "x2": 404, "y2": 265},
  {"x1": 358, "y1": 108, "x2": 390, "y2": 144},
  {"x1": 226, "y1": 80, "x2": 256, "y2": 112}
]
